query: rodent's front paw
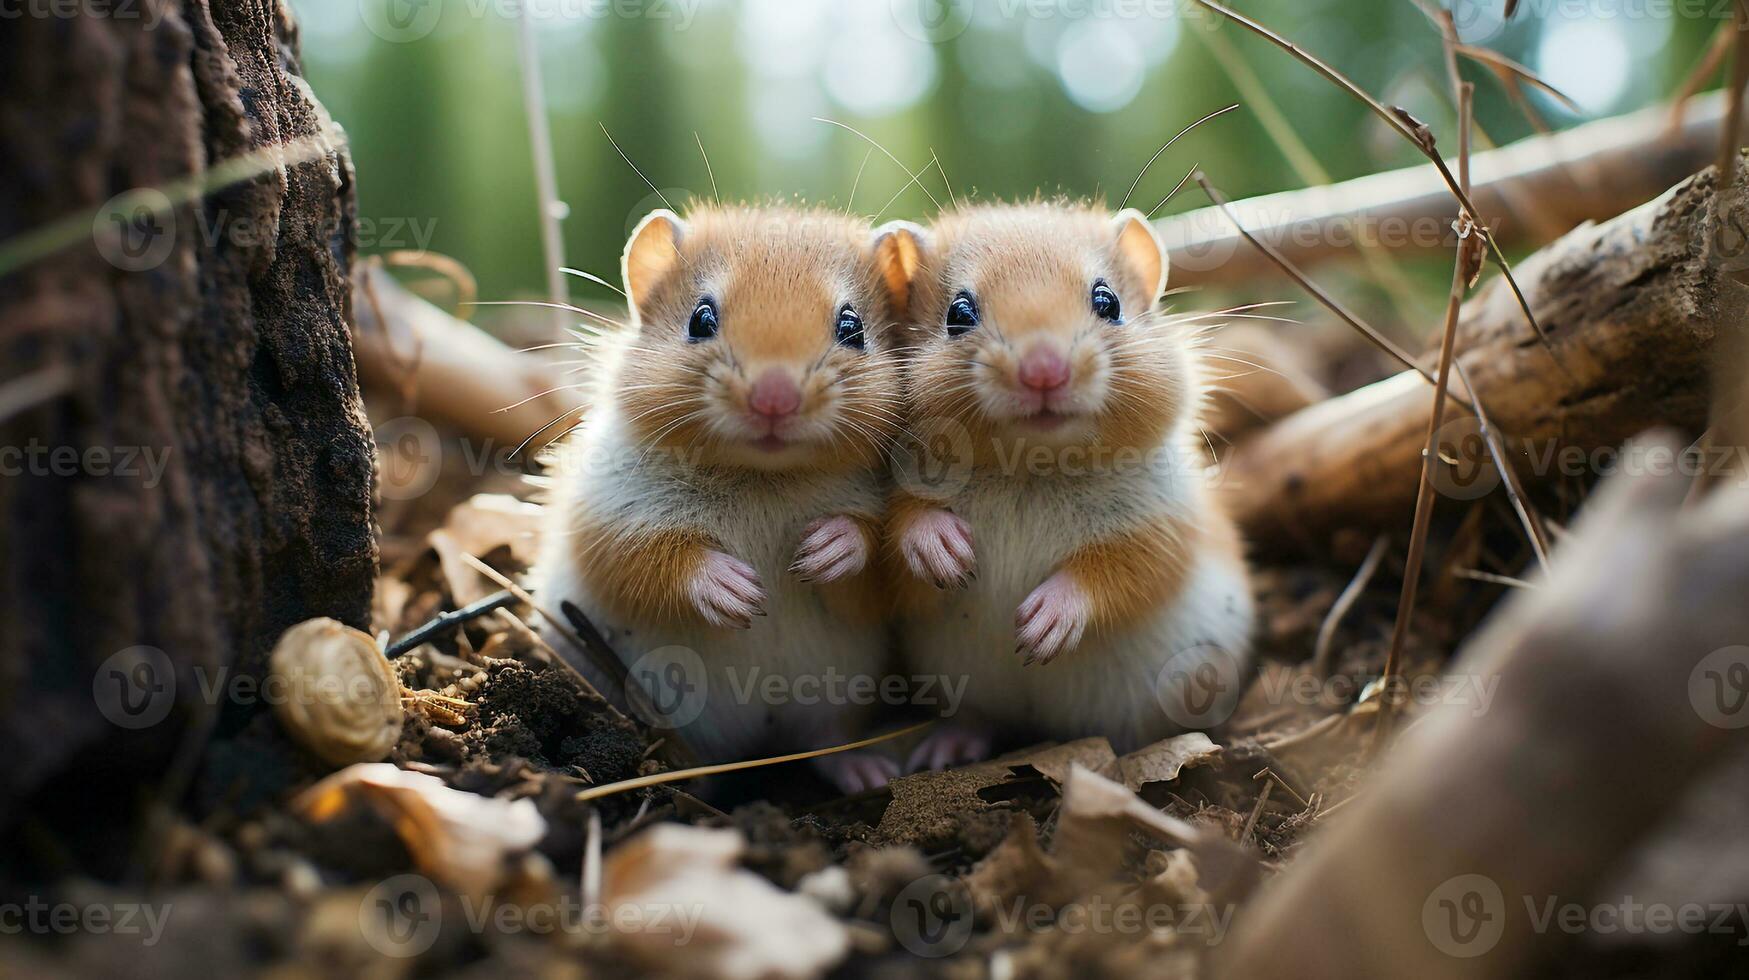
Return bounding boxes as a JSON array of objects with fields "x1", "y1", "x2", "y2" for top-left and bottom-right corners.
[
  {"x1": 687, "y1": 551, "x2": 766, "y2": 629},
  {"x1": 899, "y1": 509, "x2": 976, "y2": 588},
  {"x1": 791, "y1": 515, "x2": 870, "y2": 584},
  {"x1": 1016, "y1": 572, "x2": 1090, "y2": 666}
]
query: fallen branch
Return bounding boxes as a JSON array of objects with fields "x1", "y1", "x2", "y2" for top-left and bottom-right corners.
[
  {"x1": 1159, "y1": 93, "x2": 1727, "y2": 286},
  {"x1": 1214, "y1": 447, "x2": 1749, "y2": 979},
  {"x1": 353, "y1": 265, "x2": 588, "y2": 452},
  {"x1": 1220, "y1": 159, "x2": 1746, "y2": 550}
]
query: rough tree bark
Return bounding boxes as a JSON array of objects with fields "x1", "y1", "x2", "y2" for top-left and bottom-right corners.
[{"x1": 0, "y1": 0, "x2": 375, "y2": 876}]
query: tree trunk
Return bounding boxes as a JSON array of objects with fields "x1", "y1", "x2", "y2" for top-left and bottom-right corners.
[{"x1": 0, "y1": 0, "x2": 375, "y2": 877}]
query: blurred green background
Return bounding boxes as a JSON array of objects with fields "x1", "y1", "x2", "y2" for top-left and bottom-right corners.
[{"x1": 293, "y1": 0, "x2": 1717, "y2": 317}]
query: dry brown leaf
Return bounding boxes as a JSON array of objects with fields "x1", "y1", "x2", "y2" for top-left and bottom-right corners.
[
  {"x1": 294, "y1": 763, "x2": 546, "y2": 897},
  {"x1": 1001, "y1": 737, "x2": 1119, "y2": 784},
  {"x1": 1117, "y1": 733, "x2": 1223, "y2": 790},
  {"x1": 427, "y1": 493, "x2": 544, "y2": 604},
  {"x1": 601, "y1": 824, "x2": 849, "y2": 980},
  {"x1": 961, "y1": 813, "x2": 1074, "y2": 919}
]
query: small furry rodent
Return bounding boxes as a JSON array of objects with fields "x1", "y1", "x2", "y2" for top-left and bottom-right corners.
[
  {"x1": 531, "y1": 204, "x2": 921, "y2": 792},
  {"x1": 886, "y1": 200, "x2": 1254, "y2": 770}
]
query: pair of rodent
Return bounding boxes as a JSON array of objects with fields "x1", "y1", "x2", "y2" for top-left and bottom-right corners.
[{"x1": 531, "y1": 200, "x2": 1253, "y2": 792}]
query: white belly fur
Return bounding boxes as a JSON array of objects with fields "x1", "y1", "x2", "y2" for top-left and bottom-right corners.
[
  {"x1": 899, "y1": 453, "x2": 1253, "y2": 752},
  {"x1": 530, "y1": 403, "x2": 888, "y2": 763}
]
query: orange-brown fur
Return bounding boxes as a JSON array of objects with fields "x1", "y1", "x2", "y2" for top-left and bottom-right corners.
[
  {"x1": 613, "y1": 205, "x2": 908, "y2": 475},
  {"x1": 566, "y1": 515, "x2": 714, "y2": 625}
]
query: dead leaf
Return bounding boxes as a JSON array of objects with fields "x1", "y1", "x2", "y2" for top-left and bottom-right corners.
[
  {"x1": 428, "y1": 493, "x2": 544, "y2": 604},
  {"x1": 294, "y1": 763, "x2": 545, "y2": 897},
  {"x1": 1118, "y1": 733, "x2": 1222, "y2": 790},
  {"x1": 602, "y1": 824, "x2": 849, "y2": 980}
]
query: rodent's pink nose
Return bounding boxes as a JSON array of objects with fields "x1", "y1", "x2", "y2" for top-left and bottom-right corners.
[
  {"x1": 1018, "y1": 345, "x2": 1070, "y2": 392},
  {"x1": 748, "y1": 369, "x2": 802, "y2": 419}
]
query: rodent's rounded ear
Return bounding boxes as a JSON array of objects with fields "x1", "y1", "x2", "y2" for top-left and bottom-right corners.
[
  {"x1": 871, "y1": 220, "x2": 929, "y2": 318},
  {"x1": 1111, "y1": 208, "x2": 1167, "y2": 305},
  {"x1": 622, "y1": 209, "x2": 687, "y2": 313}
]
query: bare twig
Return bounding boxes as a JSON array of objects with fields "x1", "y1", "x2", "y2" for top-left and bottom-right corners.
[
  {"x1": 573, "y1": 721, "x2": 934, "y2": 803},
  {"x1": 1670, "y1": 20, "x2": 1735, "y2": 133},
  {"x1": 1195, "y1": 172, "x2": 1473, "y2": 411},
  {"x1": 385, "y1": 590, "x2": 518, "y2": 658},
  {"x1": 1191, "y1": 0, "x2": 1554, "y2": 357},
  {"x1": 1451, "y1": 45, "x2": 1583, "y2": 115},
  {"x1": 1119, "y1": 103, "x2": 1239, "y2": 210},
  {"x1": 514, "y1": 7, "x2": 570, "y2": 332},
  {"x1": 1311, "y1": 535, "x2": 1389, "y2": 678},
  {"x1": 1718, "y1": 1, "x2": 1749, "y2": 197},
  {"x1": 1453, "y1": 358, "x2": 1552, "y2": 571}
]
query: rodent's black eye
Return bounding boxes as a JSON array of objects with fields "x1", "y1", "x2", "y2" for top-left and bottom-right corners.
[
  {"x1": 687, "y1": 299, "x2": 719, "y2": 342},
  {"x1": 945, "y1": 291, "x2": 980, "y2": 337},
  {"x1": 834, "y1": 305, "x2": 865, "y2": 350},
  {"x1": 1091, "y1": 280, "x2": 1122, "y2": 323}
]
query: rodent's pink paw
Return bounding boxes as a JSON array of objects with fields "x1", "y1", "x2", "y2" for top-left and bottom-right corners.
[
  {"x1": 900, "y1": 509, "x2": 976, "y2": 588},
  {"x1": 1016, "y1": 572, "x2": 1090, "y2": 666},
  {"x1": 791, "y1": 515, "x2": 870, "y2": 584},
  {"x1": 905, "y1": 724, "x2": 993, "y2": 773},
  {"x1": 814, "y1": 751, "x2": 900, "y2": 795},
  {"x1": 687, "y1": 550, "x2": 766, "y2": 629}
]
